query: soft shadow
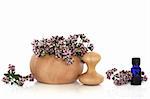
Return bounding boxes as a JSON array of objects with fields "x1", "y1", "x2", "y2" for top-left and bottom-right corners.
[{"x1": 23, "y1": 81, "x2": 104, "y2": 94}]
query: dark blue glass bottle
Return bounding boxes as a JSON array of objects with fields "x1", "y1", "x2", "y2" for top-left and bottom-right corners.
[{"x1": 131, "y1": 58, "x2": 141, "y2": 85}]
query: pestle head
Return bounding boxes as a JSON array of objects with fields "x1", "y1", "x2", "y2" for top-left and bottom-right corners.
[{"x1": 79, "y1": 73, "x2": 104, "y2": 86}]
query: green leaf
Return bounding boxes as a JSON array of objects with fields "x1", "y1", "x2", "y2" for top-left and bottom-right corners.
[
  {"x1": 4, "y1": 73, "x2": 9, "y2": 77},
  {"x1": 13, "y1": 74, "x2": 20, "y2": 80}
]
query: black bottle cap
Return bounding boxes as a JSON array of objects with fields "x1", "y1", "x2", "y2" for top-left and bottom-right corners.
[{"x1": 132, "y1": 58, "x2": 140, "y2": 65}]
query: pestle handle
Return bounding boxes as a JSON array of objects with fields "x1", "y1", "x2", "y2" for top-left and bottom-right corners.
[{"x1": 82, "y1": 52, "x2": 101, "y2": 71}]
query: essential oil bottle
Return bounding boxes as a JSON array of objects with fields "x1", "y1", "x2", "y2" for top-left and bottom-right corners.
[{"x1": 131, "y1": 58, "x2": 141, "y2": 85}]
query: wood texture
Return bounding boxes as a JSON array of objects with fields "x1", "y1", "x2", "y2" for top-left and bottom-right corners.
[
  {"x1": 79, "y1": 52, "x2": 104, "y2": 85},
  {"x1": 30, "y1": 55, "x2": 83, "y2": 84}
]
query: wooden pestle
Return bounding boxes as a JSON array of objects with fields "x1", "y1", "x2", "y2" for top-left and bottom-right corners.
[{"x1": 79, "y1": 52, "x2": 104, "y2": 85}]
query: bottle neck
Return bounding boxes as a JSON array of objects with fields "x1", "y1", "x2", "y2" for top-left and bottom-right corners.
[
  {"x1": 132, "y1": 65, "x2": 141, "y2": 69},
  {"x1": 133, "y1": 65, "x2": 140, "y2": 67}
]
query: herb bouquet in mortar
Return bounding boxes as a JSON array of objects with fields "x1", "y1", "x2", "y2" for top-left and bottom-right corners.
[{"x1": 30, "y1": 34, "x2": 104, "y2": 85}]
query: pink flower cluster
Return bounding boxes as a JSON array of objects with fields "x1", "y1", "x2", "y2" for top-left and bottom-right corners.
[
  {"x1": 2, "y1": 64, "x2": 34, "y2": 86},
  {"x1": 31, "y1": 34, "x2": 94, "y2": 65}
]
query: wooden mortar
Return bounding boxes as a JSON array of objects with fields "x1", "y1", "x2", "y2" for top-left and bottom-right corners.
[{"x1": 30, "y1": 54, "x2": 83, "y2": 84}]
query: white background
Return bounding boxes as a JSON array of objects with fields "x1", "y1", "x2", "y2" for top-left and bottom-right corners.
[{"x1": 0, "y1": 0, "x2": 150, "y2": 99}]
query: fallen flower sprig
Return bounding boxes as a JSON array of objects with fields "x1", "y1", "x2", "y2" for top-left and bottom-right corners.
[
  {"x1": 2, "y1": 64, "x2": 34, "y2": 86},
  {"x1": 106, "y1": 68, "x2": 148, "y2": 86}
]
